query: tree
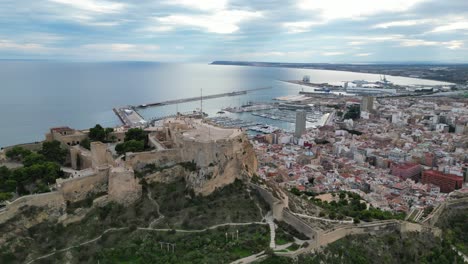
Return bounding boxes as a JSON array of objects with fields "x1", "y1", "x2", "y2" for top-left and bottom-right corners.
[
  {"x1": 40, "y1": 140, "x2": 67, "y2": 164},
  {"x1": 290, "y1": 187, "x2": 301, "y2": 196},
  {"x1": 80, "y1": 138, "x2": 91, "y2": 150},
  {"x1": 0, "y1": 192, "x2": 13, "y2": 202},
  {"x1": 125, "y1": 128, "x2": 146, "y2": 142},
  {"x1": 104, "y1": 128, "x2": 114, "y2": 141},
  {"x1": 339, "y1": 192, "x2": 346, "y2": 200},
  {"x1": 89, "y1": 124, "x2": 106, "y2": 142},
  {"x1": 23, "y1": 152, "x2": 46, "y2": 167},
  {"x1": 5, "y1": 146, "x2": 31, "y2": 161},
  {"x1": 344, "y1": 105, "x2": 361, "y2": 120},
  {"x1": 115, "y1": 140, "x2": 145, "y2": 155}
]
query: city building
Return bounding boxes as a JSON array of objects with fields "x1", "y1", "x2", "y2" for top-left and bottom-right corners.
[
  {"x1": 360, "y1": 96, "x2": 374, "y2": 113},
  {"x1": 391, "y1": 163, "x2": 422, "y2": 181},
  {"x1": 421, "y1": 170, "x2": 464, "y2": 193},
  {"x1": 295, "y1": 110, "x2": 306, "y2": 138}
]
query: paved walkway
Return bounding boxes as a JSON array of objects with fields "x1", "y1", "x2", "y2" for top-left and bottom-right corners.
[
  {"x1": 265, "y1": 212, "x2": 276, "y2": 249},
  {"x1": 452, "y1": 246, "x2": 468, "y2": 263},
  {"x1": 230, "y1": 251, "x2": 267, "y2": 264},
  {"x1": 292, "y1": 212, "x2": 353, "y2": 224}
]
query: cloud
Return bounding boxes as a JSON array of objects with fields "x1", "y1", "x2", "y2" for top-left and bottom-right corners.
[
  {"x1": 153, "y1": 10, "x2": 262, "y2": 34},
  {"x1": 283, "y1": 21, "x2": 324, "y2": 33},
  {"x1": 399, "y1": 39, "x2": 463, "y2": 49},
  {"x1": 345, "y1": 35, "x2": 405, "y2": 45},
  {"x1": 1, "y1": 0, "x2": 468, "y2": 62},
  {"x1": 48, "y1": 0, "x2": 125, "y2": 13},
  {"x1": 343, "y1": 35, "x2": 463, "y2": 50},
  {"x1": 297, "y1": 0, "x2": 427, "y2": 20},
  {"x1": 0, "y1": 39, "x2": 52, "y2": 53},
  {"x1": 322, "y1": 51, "x2": 344, "y2": 56},
  {"x1": 430, "y1": 20, "x2": 468, "y2": 33},
  {"x1": 73, "y1": 43, "x2": 186, "y2": 61},
  {"x1": 165, "y1": 0, "x2": 228, "y2": 11},
  {"x1": 373, "y1": 19, "x2": 431, "y2": 29},
  {"x1": 355, "y1": 53, "x2": 372, "y2": 57},
  {"x1": 82, "y1": 43, "x2": 160, "y2": 52}
]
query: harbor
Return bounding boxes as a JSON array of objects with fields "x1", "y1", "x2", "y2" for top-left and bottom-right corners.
[{"x1": 134, "y1": 87, "x2": 271, "y2": 109}]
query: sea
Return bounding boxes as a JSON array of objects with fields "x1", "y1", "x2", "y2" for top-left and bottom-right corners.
[{"x1": 0, "y1": 61, "x2": 451, "y2": 148}]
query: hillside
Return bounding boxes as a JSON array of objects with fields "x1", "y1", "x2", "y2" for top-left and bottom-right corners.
[
  {"x1": 258, "y1": 231, "x2": 464, "y2": 264},
  {"x1": 0, "y1": 179, "x2": 278, "y2": 263}
]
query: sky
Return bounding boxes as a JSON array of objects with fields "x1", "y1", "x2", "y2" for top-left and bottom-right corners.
[{"x1": 1, "y1": 0, "x2": 468, "y2": 63}]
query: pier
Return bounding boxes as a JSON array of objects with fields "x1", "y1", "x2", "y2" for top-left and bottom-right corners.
[
  {"x1": 113, "y1": 87, "x2": 272, "y2": 127},
  {"x1": 113, "y1": 107, "x2": 147, "y2": 127},
  {"x1": 134, "y1": 87, "x2": 271, "y2": 109}
]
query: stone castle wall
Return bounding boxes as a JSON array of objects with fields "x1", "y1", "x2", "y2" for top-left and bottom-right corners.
[
  {"x1": 0, "y1": 192, "x2": 65, "y2": 224},
  {"x1": 125, "y1": 149, "x2": 181, "y2": 169},
  {"x1": 70, "y1": 146, "x2": 93, "y2": 170},
  {"x1": 108, "y1": 167, "x2": 142, "y2": 205},
  {"x1": 283, "y1": 209, "x2": 319, "y2": 240},
  {"x1": 91, "y1": 142, "x2": 114, "y2": 168},
  {"x1": 58, "y1": 168, "x2": 109, "y2": 203}
]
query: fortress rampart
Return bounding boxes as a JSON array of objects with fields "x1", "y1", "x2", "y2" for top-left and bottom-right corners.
[
  {"x1": 0, "y1": 192, "x2": 65, "y2": 224},
  {"x1": 58, "y1": 167, "x2": 109, "y2": 203}
]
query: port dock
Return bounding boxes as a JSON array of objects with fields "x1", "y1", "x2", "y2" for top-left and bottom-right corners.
[
  {"x1": 113, "y1": 107, "x2": 148, "y2": 127},
  {"x1": 113, "y1": 87, "x2": 271, "y2": 127},
  {"x1": 134, "y1": 87, "x2": 271, "y2": 109}
]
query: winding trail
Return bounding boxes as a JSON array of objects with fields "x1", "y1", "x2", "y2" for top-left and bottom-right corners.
[
  {"x1": 25, "y1": 227, "x2": 127, "y2": 264},
  {"x1": 147, "y1": 188, "x2": 165, "y2": 228},
  {"x1": 26, "y1": 188, "x2": 275, "y2": 263},
  {"x1": 26, "y1": 219, "x2": 267, "y2": 263},
  {"x1": 138, "y1": 221, "x2": 268, "y2": 233}
]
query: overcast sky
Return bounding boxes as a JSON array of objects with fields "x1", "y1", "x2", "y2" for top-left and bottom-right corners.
[{"x1": 1, "y1": 0, "x2": 467, "y2": 63}]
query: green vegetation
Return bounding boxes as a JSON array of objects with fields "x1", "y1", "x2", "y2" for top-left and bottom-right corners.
[
  {"x1": 343, "y1": 104, "x2": 361, "y2": 120},
  {"x1": 274, "y1": 220, "x2": 309, "y2": 240},
  {"x1": 39, "y1": 140, "x2": 68, "y2": 165},
  {"x1": 5, "y1": 146, "x2": 32, "y2": 161},
  {"x1": 178, "y1": 161, "x2": 198, "y2": 172},
  {"x1": 41, "y1": 224, "x2": 270, "y2": 264},
  {"x1": 79, "y1": 138, "x2": 91, "y2": 150},
  {"x1": 149, "y1": 178, "x2": 268, "y2": 230},
  {"x1": 0, "y1": 180, "x2": 272, "y2": 263},
  {"x1": 88, "y1": 124, "x2": 114, "y2": 142},
  {"x1": 115, "y1": 139, "x2": 145, "y2": 155},
  {"x1": 291, "y1": 190, "x2": 405, "y2": 222},
  {"x1": 136, "y1": 161, "x2": 199, "y2": 178},
  {"x1": 258, "y1": 232, "x2": 464, "y2": 264},
  {"x1": 124, "y1": 128, "x2": 146, "y2": 142},
  {"x1": 437, "y1": 207, "x2": 468, "y2": 255},
  {"x1": 0, "y1": 194, "x2": 159, "y2": 263},
  {"x1": 115, "y1": 128, "x2": 151, "y2": 155},
  {"x1": 0, "y1": 143, "x2": 66, "y2": 200},
  {"x1": 274, "y1": 226, "x2": 295, "y2": 245}
]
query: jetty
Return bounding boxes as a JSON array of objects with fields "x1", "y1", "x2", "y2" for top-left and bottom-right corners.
[
  {"x1": 134, "y1": 87, "x2": 271, "y2": 109},
  {"x1": 113, "y1": 86, "x2": 271, "y2": 127}
]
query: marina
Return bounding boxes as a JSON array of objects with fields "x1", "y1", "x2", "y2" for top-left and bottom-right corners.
[
  {"x1": 206, "y1": 116, "x2": 257, "y2": 128},
  {"x1": 222, "y1": 102, "x2": 276, "y2": 113}
]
